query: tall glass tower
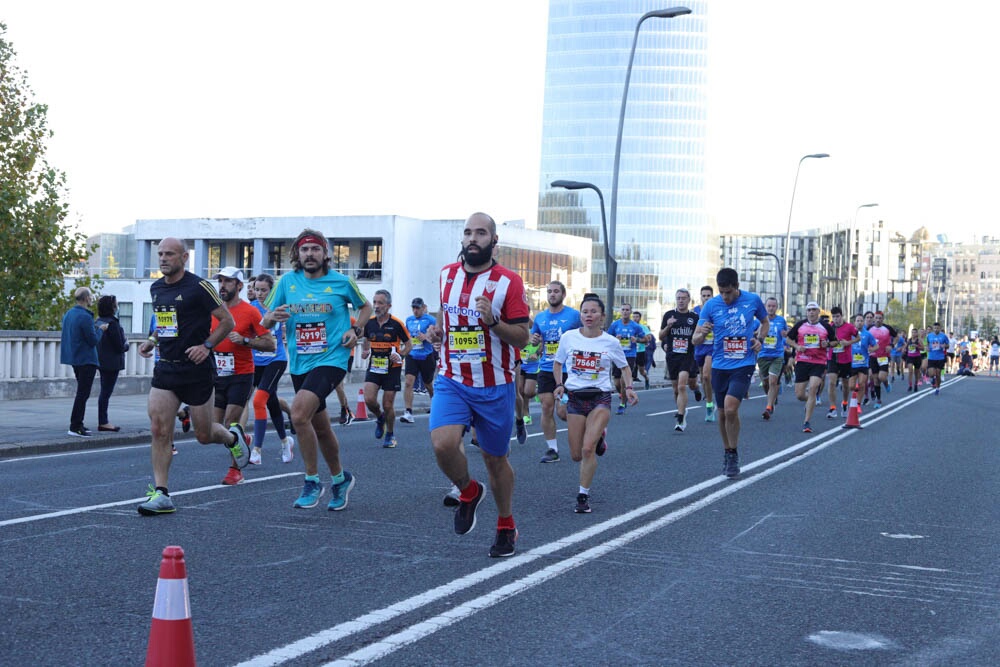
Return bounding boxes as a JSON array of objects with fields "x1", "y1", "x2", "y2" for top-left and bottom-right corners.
[{"x1": 537, "y1": 0, "x2": 713, "y2": 320}]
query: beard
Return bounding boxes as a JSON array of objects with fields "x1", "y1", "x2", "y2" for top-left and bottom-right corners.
[{"x1": 461, "y1": 241, "x2": 495, "y2": 266}]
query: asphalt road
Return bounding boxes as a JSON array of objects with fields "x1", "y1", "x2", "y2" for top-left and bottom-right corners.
[{"x1": 2, "y1": 375, "x2": 999, "y2": 666}]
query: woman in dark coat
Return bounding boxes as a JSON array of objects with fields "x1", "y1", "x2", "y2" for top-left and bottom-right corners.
[{"x1": 96, "y1": 295, "x2": 129, "y2": 432}]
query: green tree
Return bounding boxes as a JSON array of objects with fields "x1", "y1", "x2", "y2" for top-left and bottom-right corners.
[
  {"x1": 960, "y1": 313, "x2": 978, "y2": 335},
  {"x1": 980, "y1": 314, "x2": 997, "y2": 337},
  {"x1": 883, "y1": 298, "x2": 906, "y2": 331},
  {"x1": 0, "y1": 24, "x2": 96, "y2": 330}
]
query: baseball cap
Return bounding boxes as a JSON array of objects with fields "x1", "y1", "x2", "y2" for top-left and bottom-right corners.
[
  {"x1": 411, "y1": 297, "x2": 425, "y2": 307},
  {"x1": 805, "y1": 301, "x2": 820, "y2": 310},
  {"x1": 214, "y1": 266, "x2": 245, "y2": 282}
]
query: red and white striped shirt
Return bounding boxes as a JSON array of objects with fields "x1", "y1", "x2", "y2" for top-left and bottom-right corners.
[{"x1": 438, "y1": 261, "x2": 530, "y2": 387}]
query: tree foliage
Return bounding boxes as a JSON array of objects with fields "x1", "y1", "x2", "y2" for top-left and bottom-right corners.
[
  {"x1": 0, "y1": 24, "x2": 96, "y2": 330},
  {"x1": 980, "y1": 314, "x2": 998, "y2": 337}
]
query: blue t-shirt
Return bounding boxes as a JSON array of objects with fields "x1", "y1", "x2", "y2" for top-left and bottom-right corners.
[
  {"x1": 606, "y1": 318, "x2": 644, "y2": 358},
  {"x1": 755, "y1": 315, "x2": 788, "y2": 359},
  {"x1": 926, "y1": 332, "x2": 949, "y2": 360},
  {"x1": 891, "y1": 335, "x2": 905, "y2": 357},
  {"x1": 635, "y1": 322, "x2": 651, "y2": 353},
  {"x1": 696, "y1": 290, "x2": 768, "y2": 370},
  {"x1": 531, "y1": 306, "x2": 582, "y2": 372},
  {"x1": 693, "y1": 304, "x2": 714, "y2": 357},
  {"x1": 265, "y1": 269, "x2": 367, "y2": 374},
  {"x1": 405, "y1": 313, "x2": 437, "y2": 360},
  {"x1": 852, "y1": 329, "x2": 877, "y2": 368},
  {"x1": 251, "y1": 300, "x2": 288, "y2": 365}
]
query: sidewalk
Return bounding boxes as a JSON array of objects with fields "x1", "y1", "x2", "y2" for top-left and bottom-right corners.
[{"x1": 0, "y1": 378, "x2": 431, "y2": 458}]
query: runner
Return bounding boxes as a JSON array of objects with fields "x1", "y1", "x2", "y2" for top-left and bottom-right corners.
[
  {"x1": 248, "y1": 274, "x2": 295, "y2": 464},
  {"x1": 552, "y1": 293, "x2": 637, "y2": 513},
  {"x1": 631, "y1": 310, "x2": 652, "y2": 390},
  {"x1": 848, "y1": 314, "x2": 876, "y2": 408},
  {"x1": 514, "y1": 334, "x2": 540, "y2": 445},
  {"x1": 786, "y1": 301, "x2": 838, "y2": 433},
  {"x1": 360, "y1": 290, "x2": 411, "y2": 448},
  {"x1": 693, "y1": 286, "x2": 716, "y2": 421},
  {"x1": 401, "y1": 297, "x2": 437, "y2": 426},
  {"x1": 890, "y1": 332, "x2": 906, "y2": 380},
  {"x1": 659, "y1": 288, "x2": 699, "y2": 432},
  {"x1": 925, "y1": 322, "x2": 949, "y2": 394},
  {"x1": 692, "y1": 268, "x2": 768, "y2": 478},
  {"x1": 866, "y1": 311, "x2": 899, "y2": 408},
  {"x1": 530, "y1": 281, "x2": 581, "y2": 463},
  {"x1": 211, "y1": 267, "x2": 276, "y2": 484},
  {"x1": 755, "y1": 296, "x2": 788, "y2": 420},
  {"x1": 606, "y1": 304, "x2": 643, "y2": 415},
  {"x1": 825, "y1": 307, "x2": 859, "y2": 418},
  {"x1": 262, "y1": 229, "x2": 372, "y2": 511},
  {"x1": 136, "y1": 238, "x2": 249, "y2": 515},
  {"x1": 428, "y1": 212, "x2": 531, "y2": 558},
  {"x1": 989, "y1": 336, "x2": 1000, "y2": 376}
]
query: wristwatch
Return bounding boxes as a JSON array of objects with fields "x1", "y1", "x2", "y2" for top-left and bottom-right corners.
[
  {"x1": 353, "y1": 326, "x2": 363, "y2": 337},
  {"x1": 203, "y1": 340, "x2": 215, "y2": 350},
  {"x1": 243, "y1": 337, "x2": 251, "y2": 346}
]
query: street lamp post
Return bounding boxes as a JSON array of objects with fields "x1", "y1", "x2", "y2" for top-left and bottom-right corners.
[
  {"x1": 846, "y1": 202, "x2": 879, "y2": 315},
  {"x1": 781, "y1": 153, "x2": 829, "y2": 315},
  {"x1": 608, "y1": 6, "x2": 691, "y2": 311},
  {"x1": 747, "y1": 250, "x2": 783, "y2": 307},
  {"x1": 550, "y1": 180, "x2": 617, "y2": 314}
]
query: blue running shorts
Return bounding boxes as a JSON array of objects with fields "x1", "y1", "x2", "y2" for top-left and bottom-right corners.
[{"x1": 429, "y1": 376, "x2": 516, "y2": 457}]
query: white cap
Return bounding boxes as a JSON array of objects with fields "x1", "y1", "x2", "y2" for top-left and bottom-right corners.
[
  {"x1": 805, "y1": 301, "x2": 820, "y2": 310},
  {"x1": 214, "y1": 266, "x2": 244, "y2": 282}
]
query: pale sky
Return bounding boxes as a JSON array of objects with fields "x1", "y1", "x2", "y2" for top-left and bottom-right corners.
[{"x1": 3, "y1": 1, "x2": 997, "y2": 244}]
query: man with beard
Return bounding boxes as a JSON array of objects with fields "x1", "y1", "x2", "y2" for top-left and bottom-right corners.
[
  {"x1": 136, "y1": 238, "x2": 248, "y2": 515},
  {"x1": 606, "y1": 303, "x2": 643, "y2": 415},
  {"x1": 428, "y1": 212, "x2": 530, "y2": 558},
  {"x1": 867, "y1": 310, "x2": 900, "y2": 408},
  {"x1": 263, "y1": 229, "x2": 372, "y2": 511},
  {"x1": 693, "y1": 286, "x2": 716, "y2": 421},
  {"x1": 825, "y1": 306, "x2": 859, "y2": 419},
  {"x1": 659, "y1": 288, "x2": 700, "y2": 432},
  {"x1": 755, "y1": 296, "x2": 788, "y2": 420},
  {"x1": 361, "y1": 289, "x2": 411, "y2": 449},
  {"x1": 211, "y1": 267, "x2": 275, "y2": 484},
  {"x1": 530, "y1": 280, "x2": 581, "y2": 463}
]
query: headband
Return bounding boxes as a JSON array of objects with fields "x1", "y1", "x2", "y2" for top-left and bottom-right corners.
[{"x1": 296, "y1": 235, "x2": 326, "y2": 249}]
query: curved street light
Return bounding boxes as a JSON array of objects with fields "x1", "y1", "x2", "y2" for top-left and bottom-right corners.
[
  {"x1": 747, "y1": 249, "x2": 783, "y2": 307},
  {"x1": 551, "y1": 180, "x2": 616, "y2": 314},
  {"x1": 846, "y1": 202, "x2": 879, "y2": 314},
  {"x1": 608, "y1": 6, "x2": 691, "y2": 311},
  {"x1": 782, "y1": 153, "x2": 829, "y2": 315}
]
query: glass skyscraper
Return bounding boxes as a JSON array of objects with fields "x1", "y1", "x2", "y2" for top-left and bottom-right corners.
[{"x1": 537, "y1": 0, "x2": 713, "y2": 320}]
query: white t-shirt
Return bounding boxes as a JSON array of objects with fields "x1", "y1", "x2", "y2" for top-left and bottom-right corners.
[{"x1": 553, "y1": 328, "x2": 629, "y2": 393}]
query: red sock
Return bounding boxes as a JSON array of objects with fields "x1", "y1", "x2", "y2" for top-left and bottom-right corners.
[
  {"x1": 497, "y1": 514, "x2": 515, "y2": 531},
  {"x1": 459, "y1": 479, "x2": 480, "y2": 502}
]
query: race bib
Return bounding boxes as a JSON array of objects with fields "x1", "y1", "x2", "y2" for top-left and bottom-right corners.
[
  {"x1": 619, "y1": 336, "x2": 631, "y2": 349},
  {"x1": 804, "y1": 333, "x2": 820, "y2": 349},
  {"x1": 295, "y1": 322, "x2": 327, "y2": 355},
  {"x1": 723, "y1": 336, "x2": 748, "y2": 359},
  {"x1": 764, "y1": 335, "x2": 777, "y2": 348},
  {"x1": 832, "y1": 343, "x2": 844, "y2": 353},
  {"x1": 672, "y1": 338, "x2": 689, "y2": 354},
  {"x1": 877, "y1": 356, "x2": 888, "y2": 365},
  {"x1": 853, "y1": 352, "x2": 864, "y2": 365},
  {"x1": 214, "y1": 352, "x2": 235, "y2": 377},
  {"x1": 908, "y1": 345, "x2": 917, "y2": 354},
  {"x1": 154, "y1": 307, "x2": 178, "y2": 338},
  {"x1": 931, "y1": 342, "x2": 941, "y2": 351},
  {"x1": 704, "y1": 331, "x2": 714, "y2": 344},
  {"x1": 370, "y1": 355, "x2": 389, "y2": 375},
  {"x1": 544, "y1": 341, "x2": 560, "y2": 358},
  {"x1": 448, "y1": 325, "x2": 486, "y2": 363},
  {"x1": 570, "y1": 351, "x2": 601, "y2": 380}
]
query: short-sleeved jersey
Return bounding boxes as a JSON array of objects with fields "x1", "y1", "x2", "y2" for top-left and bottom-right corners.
[
  {"x1": 364, "y1": 314, "x2": 410, "y2": 370},
  {"x1": 531, "y1": 307, "x2": 582, "y2": 373},
  {"x1": 211, "y1": 300, "x2": 271, "y2": 376},
  {"x1": 634, "y1": 322, "x2": 650, "y2": 353},
  {"x1": 520, "y1": 343, "x2": 540, "y2": 374},
  {"x1": 868, "y1": 324, "x2": 898, "y2": 360},
  {"x1": 755, "y1": 315, "x2": 788, "y2": 360},
  {"x1": 554, "y1": 328, "x2": 628, "y2": 393},
  {"x1": 606, "y1": 318, "x2": 644, "y2": 358},
  {"x1": 438, "y1": 261, "x2": 530, "y2": 387},
  {"x1": 250, "y1": 300, "x2": 288, "y2": 366},
  {"x1": 693, "y1": 304, "x2": 714, "y2": 356},
  {"x1": 852, "y1": 329, "x2": 877, "y2": 368},
  {"x1": 926, "y1": 332, "x2": 949, "y2": 360},
  {"x1": 265, "y1": 269, "x2": 367, "y2": 375},
  {"x1": 787, "y1": 319, "x2": 838, "y2": 366},
  {"x1": 405, "y1": 314, "x2": 437, "y2": 360},
  {"x1": 697, "y1": 290, "x2": 768, "y2": 370},
  {"x1": 660, "y1": 310, "x2": 699, "y2": 359},
  {"x1": 150, "y1": 271, "x2": 224, "y2": 367},
  {"x1": 831, "y1": 322, "x2": 858, "y2": 364}
]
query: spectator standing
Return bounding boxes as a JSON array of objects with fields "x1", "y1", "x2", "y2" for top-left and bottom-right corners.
[
  {"x1": 60, "y1": 287, "x2": 107, "y2": 437},
  {"x1": 96, "y1": 295, "x2": 129, "y2": 432}
]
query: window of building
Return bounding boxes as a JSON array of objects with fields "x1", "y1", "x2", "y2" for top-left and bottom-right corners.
[
  {"x1": 268, "y1": 242, "x2": 286, "y2": 274},
  {"x1": 209, "y1": 244, "x2": 223, "y2": 275},
  {"x1": 239, "y1": 242, "x2": 254, "y2": 273},
  {"x1": 331, "y1": 240, "x2": 351, "y2": 272},
  {"x1": 118, "y1": 301, "x2": 134, "y2": 334},
  {"x1": 142, "y1": 302, "x2": 154, "y2": 334},
  {"x1": 358, "y1": 240, "x2": 383, "y2": 280}
]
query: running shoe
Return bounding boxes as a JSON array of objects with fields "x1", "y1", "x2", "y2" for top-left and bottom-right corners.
[
  {"x1": 934, "y1": 388, "x2": 940, "y2": 396},
  {"x1": 339, "y1": 405, "x2": 350, "y2": 425},
  {"x1": 489, "y1": 528, "x2": 518, "y2": 558},
  {"x1": 374, "y1": 414, "x2": 386, "y2": 439},
  {"x1": 221, "y1": 467, "x2": 244, "y2": 485},
  {"x1": 280, "y1": 436, "x2": 295, "y2": 463},
  {"x1": 342, "y1": 409, "x2": 354, "y2": 426},
  {"x1": 540, "y1": 448, "x2": 560, "y2": 463},
  {"x1": 616, "y1": 404, "x2": 626, "y2": 416},
  {"x1": 67, "y1": 426, "x2": 92, "y2": 437},
  {"x1": 179, "y1": 406, "x2": 191, "y2": 433},
  {"x1": 137, "y1": 485, "x2": 176, "y2": 516},
  {"x1": 874, "y1": 402, "x2": 881, "y2": 409},
  {"x1": 827, "y1": 407, "x2": 837, "y2": 419},
  {"x1": 574, "y1": 493, "x2": 592, "y2": 514},
  {"x1": 644, "y1": 377, "x2": 650, "y2": 390},
  {"x1": 227, "y1": 423, "x2": 250, "y2": 462},
  {"x1": 443, "y1": 485, "x2": 461, "y2": 507},
  {"x1": 862, "y1": 395, "x2": 870, "y2": 406},
  {"x1": 885, "y1": 382, "x2": 891, "y2": 393},
  {"x1": 694, "y1": 389, "x2": 703, "y2": 402},
  {"x1": 515, "y1": 419, "x2": 527, "y2": 445},
  {"x1": 400, "y1": 410, "x2": 415, "y2": 424},
  {"x1": 171, "y1": 445, "x2": 178, "y2": 456},
  {"x1": 802, "y1": 421, "x2": 813, "y2": 433},
  {"x1": 705, "y1": 404, "x2": 716, "y2": 422},
  {"x1": 523, "y1": 415, "x2": 533, "y2": 426},
  {"x1": 293, "y1": 478, "x2": 324, "y2": 508},
  {"x1": 906, "y1": 385, "x2": 913, "y2": 393},
  {"x1": 383, "y1": 434, "x2": 397, "y2": 449},
  {"x1": 596, "y1": 430, "x2": 607, "y2": 457},
  {"x1": 723, "y1": 449, "x2": 740, "y2": 478},
  {"x1": 674, "y1": 414, "x2": 686, "y2": 432},
  {"x1": 762, "y1": 406, "x2": 772, "y2": 420},
  {"x1": 327, "y1": 471, "x2": 355, "y2": 511},
  {"x1": 454, "y1": 480, "x2": 484, "y2": 535},
  {"x1": 249, "y1": 447, "x2": 262, "y2": 465}
]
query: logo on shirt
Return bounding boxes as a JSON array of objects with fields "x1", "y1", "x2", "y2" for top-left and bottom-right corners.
[{"x1": 444, "y1": 304, "x2": 481, "y2": 318}]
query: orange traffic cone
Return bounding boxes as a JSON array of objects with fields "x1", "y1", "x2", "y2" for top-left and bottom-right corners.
[
  {"x1": 842, "y1": 390, "x2": 863, "y2": 429},
  {"x1": 355, "y1": 388, "x2": 369, "y2": 421},
  {"x1": 146, "y1": 546, "x2": 195, "y2": 667}
]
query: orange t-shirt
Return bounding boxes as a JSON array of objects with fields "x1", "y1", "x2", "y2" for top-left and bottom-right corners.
[{"x1": 212, "y1": 300, "x2": 271, "y2": 376}]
